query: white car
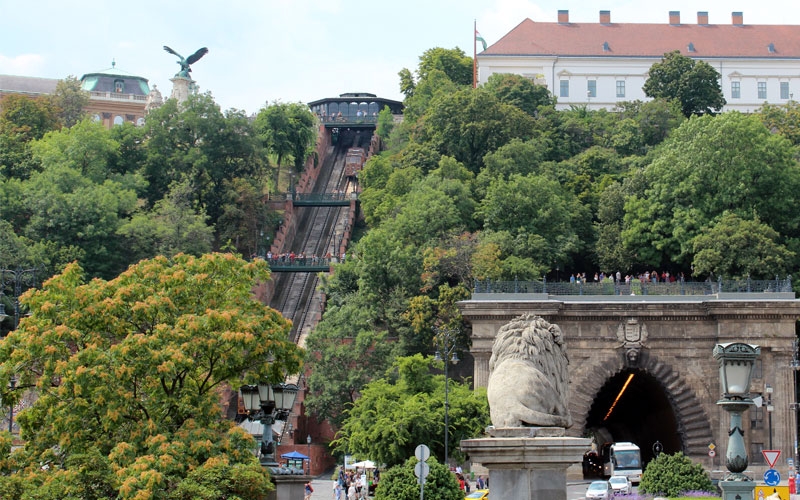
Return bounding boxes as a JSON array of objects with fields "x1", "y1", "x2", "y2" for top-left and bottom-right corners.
[
  {"x1": 608, "y1": 475, "x2": 632, "y2": 495},
  {"x1": 585, "y1": 480, "x2": 613, "y2": 499}
]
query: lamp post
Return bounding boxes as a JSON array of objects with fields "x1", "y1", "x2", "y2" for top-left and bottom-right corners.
[
  {"x1": 433, "y1": 326, "x2": 459, "y2": 467},
  {"x1": 714, "y1": 342, "x2": 760, "y2": 500},
  {"x1": 0, "y1": 266, "x2": 38, "y2": 336},
  {"x1": 240, "y1": 382, "x2": 299, "y2": 469},
  {"x1": 307, "y1": 434, "x2": 312, "y2": 475},
  {"x1": 765, "y1": 384, "x2": 774, "y2": 450}
]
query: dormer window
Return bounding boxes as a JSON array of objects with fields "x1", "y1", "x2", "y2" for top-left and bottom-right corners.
[
  {"x1": 768, "y1": 43, "x2": 776, "y2": 53},
  {"x1": 688, "y1": 43, "x2": 696, "y2": 53},
  {"x1": 114, "y1": 79, "x2": 124, "y2": 93}
]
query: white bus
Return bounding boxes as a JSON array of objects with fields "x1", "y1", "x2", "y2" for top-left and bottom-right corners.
[{"x1": 602, "y1": 442, "x2": 642, "y2": 484}]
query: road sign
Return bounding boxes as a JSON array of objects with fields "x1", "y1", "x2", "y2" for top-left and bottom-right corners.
[
  {"x1": 708, "y1": 449, "x2": 716, "y2": 458},
  {"x1": 756, "y1": 485, "x2": 789, "y2": 499},
  {"x1": 708, "y1": 443, "x2": 716, "y2": 451},
  {"x1": 764, "y1": 468, "x2": 781, "y2": 487},
  {"x1": 763, "y1": 450, "x2": 781, "y2": 468},
  {"x1": 415, "y1": 462, "x2": 430, "y2": 482},
  {"x1": 415, "y1": 444, "x2": 431, "y2": 462}
]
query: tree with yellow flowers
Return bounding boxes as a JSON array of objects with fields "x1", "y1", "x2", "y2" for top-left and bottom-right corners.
[{"x1": 0, "y1": 253, "x2": 302, "y2": 499}]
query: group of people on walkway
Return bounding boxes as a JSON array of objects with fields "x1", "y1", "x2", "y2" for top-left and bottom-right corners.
[
  {"x1": 331, "y1": 468, "x2": 377, "y2": 500},
  {"x1": 570, "y1": 270, "x2": 685, "y2": 284}
]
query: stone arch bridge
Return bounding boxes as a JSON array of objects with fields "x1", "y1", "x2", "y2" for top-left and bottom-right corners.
[{"x1": 458, "y1": 279, "x2": 800, "y2": 473}]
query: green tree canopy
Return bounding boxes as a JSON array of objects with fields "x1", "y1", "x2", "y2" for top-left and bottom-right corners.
[
  {"x1": 335, "y1": 354, "x2": 489, "y2": 467},
  {"x1": 622, "y1": 112, "x2": 800, "y2": 271},
  {"x1": 50, "y1": 76, "x2": 89, "y2": 128},
  {"x1": 0, "y1": 253, "x2": 302, "y2": 499},
  {"x1": 484, "y1": 72, "x2": 556, "y2": 116},
  {"x1": 643, "y1": 50, "x2": 726, "y2": 117}
]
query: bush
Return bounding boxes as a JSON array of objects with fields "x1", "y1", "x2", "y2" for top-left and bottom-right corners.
[
  {"x1": 374, "y1": 456, "x2": 462, "y2": 500},
  {"x1": 639, "y1": 452, "x2": 715, "y2": 497}
]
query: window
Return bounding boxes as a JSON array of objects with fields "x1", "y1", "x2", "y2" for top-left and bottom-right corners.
[
  {"x1": 731, "y1": 81, "x2": 741, "y2": 99},
  {"x1": 616, "y1": 81, "x2": 625, "y2": 98},
  {"x1": 750, "y1": 442, "x2": 765, "y2": 464},
  {"x1": 758, "y1": 82, "x2": 767, "y2": 99},
  {"x1": 114, "y1": 79, "x2": 124, "y2": 93},
  {"x1": 587, "y1": 80, "x2": 597, "y2": 98},
  {"x1": 113, "y1": 115, "x2": 124, "y2": 126},
  {"x1": 781, "y1": 82, "x2": 790, "y2": 99},
  {"x1": 750, "y1": 405, "x2": 764, "y2": 429},
  {"x1": 560, "y1": 80, "x2": 569, "y2": 98}
]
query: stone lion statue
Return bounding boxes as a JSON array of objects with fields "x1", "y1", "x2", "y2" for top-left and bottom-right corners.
[{"x1": 487, "y1": 313, "x2": 573, "y2": 428}]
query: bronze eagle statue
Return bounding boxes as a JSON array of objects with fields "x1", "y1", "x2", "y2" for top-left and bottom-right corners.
[{"x1": 163, "y1": 46, "x2": 209, "y2": 78}]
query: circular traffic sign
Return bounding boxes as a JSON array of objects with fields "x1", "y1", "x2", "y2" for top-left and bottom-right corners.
[
  {"x1": 764, "y1": 468, "x2": 781, "y2": 487},
  {"x1": 415, "y1": 444, "x2": 430, "y2": 462},
  {"x1": 708, "y1": 449, "x2": 716, "y2": 458},
  {"x1": 414, "y1": 462, "x2": 430, "y2": 479}
]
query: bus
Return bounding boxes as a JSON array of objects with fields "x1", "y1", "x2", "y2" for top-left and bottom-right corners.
[{"x1": 602, "y1": 442, "x2": 642, "y2": 484}]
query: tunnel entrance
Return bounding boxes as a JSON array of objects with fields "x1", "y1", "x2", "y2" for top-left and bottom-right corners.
[{"x1": 583, "y1": 368, "x2": 682, "y2": 476}]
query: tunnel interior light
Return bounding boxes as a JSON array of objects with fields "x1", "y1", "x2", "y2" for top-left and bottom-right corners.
[{"x1": 603, "y1": 373, "x2": 635, "y2": 421}]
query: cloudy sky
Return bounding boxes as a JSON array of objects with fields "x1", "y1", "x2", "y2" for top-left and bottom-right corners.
[{"x1": 1, "y1": 0, "x2": 798, "y2": 115}]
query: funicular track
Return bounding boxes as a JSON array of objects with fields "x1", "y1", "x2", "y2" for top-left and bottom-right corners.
[{"x1": 269, "y1": 129, "x2": 368, "y2": 342}]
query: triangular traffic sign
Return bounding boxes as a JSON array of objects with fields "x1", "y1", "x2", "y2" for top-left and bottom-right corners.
[{"x1": 763, "y1": 450, "x2": 781, "y2": 468}]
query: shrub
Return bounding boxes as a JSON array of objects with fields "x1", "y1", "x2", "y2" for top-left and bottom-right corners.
[
  {"x1": 639, "y1": 452, "x2": 715, "y2": 497},
  {"x1": 374, "y1": 456, "x2": 462, "y2": 500}
]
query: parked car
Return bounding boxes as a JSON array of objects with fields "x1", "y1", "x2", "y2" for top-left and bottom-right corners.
[
  {"x1": 465, "y1": 489, "x2": 489, "y2": 499},
  {"x1": 585, "y1": 480, "x2": 613, "y2": 499},
  {"x1": 608, "y1": 475, "x2": 632, "y2": 495}
]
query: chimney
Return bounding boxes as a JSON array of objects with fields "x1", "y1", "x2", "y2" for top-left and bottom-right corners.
[
  {"x1": 558, "y1": 10, "x2": 569, "y2": 24},
  {"x1": 600, "y1": 10, "x2": 611, "y2": 24},
  {"x1": 732, "y1": 11, "x2": 743, "y2": 26},
  {"x1": 697, "y1": 11, "x2": 709, "y2": 25},
  {"x1": 669, "y1": 11, "x2": 681, "y2": 25}
]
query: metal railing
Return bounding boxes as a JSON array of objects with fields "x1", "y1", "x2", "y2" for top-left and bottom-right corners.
[{"x1": 473, "y1": 276, "x2": 793, "y2": 296}]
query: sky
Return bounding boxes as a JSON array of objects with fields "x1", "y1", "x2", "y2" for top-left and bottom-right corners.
[{"x1": 1, "y1": 0, "x2": 799, "y2": 116}]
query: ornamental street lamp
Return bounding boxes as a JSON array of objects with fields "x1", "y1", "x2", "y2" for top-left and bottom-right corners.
[
  {"x1": 433, "y1": 326, "x2": 459, "y2": 467},
  {"x1": 240, "y1": 382, "x2": 299, "y2": 469},
  {"x1": 0, "y1": 266, "x2": 38, "y2": 336},
  {"x1": 307, "y1": 434, "x2": 312, "y2": 475},
  {"x1": 714, "y1": 342, "x2": 760, "y2": 500}
]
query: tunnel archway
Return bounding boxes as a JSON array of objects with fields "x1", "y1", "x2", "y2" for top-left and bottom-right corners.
[
  {"x1": 585, "y1": 369, "x2": 681, "y2": 465},
  {"x1": 570, "y1": 351, "x2": 715, "y2": 475}
]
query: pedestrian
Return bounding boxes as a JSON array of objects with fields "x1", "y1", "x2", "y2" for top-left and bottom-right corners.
[
  {"x1": 304, "y1": 481, "x2": 314, "y2": 500},
  {"x1": 333, "y1": 481, "x2": 343, "y2": 500},
  {"x1": 347, "y1": 482, "x2": 357, "y2": 500}
]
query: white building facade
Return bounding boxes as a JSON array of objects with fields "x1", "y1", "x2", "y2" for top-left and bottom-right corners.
[{"x1": 477, "y1": 10, "x2": 800, "y2": 112}]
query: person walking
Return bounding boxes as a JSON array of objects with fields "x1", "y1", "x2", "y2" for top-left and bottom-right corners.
[{"x1": 304, "y1": 481, "x2": 314, "y2": 500}]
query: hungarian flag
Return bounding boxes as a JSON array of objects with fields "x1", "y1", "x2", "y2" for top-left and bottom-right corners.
[{"x1": 475, "y1": 30, "x2": 487, "y2": 51}]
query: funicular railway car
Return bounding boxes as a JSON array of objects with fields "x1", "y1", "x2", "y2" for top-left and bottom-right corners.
[{"x1": 344, "y1": 147, "x2": 366, "y2": 179}]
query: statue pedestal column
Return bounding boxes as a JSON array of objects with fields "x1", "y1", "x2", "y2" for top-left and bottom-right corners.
[
  {"x1": 170, "y1": 76, "x2": 195, "y2": 104},
  {"x1": 461, "y1": 427, "x2": 589, "y2": 500}
]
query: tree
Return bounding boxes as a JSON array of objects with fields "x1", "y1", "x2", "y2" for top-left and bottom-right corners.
[
  {"x1": 416, "y1": 47, "x2": 473, "y2": 87},
  {"x1": 622, "y1": 112, "x2": 800, "y2": 270},
  {"x1": 304, "y1": 292, "x2": 396, "y2": 428},
  {"x1": 0, "y1": 253, "x2": 302, "y2": 499},
  {"x1": 50, "y1": 76, "x2": 89, "y2": 128},
  {"x1": 638, "y1": 452, "x2": 714, "y2": 497},
  {"x1": 691, "y1": 212, "x2": 794, "y2": 279},
  {"x1": 335, "y1": 355, "x2": 489, "y2": 467},
  {"x1": 484, "y1": 73, "x2": 556, "y2": 116},
  {"x1": 643, "y1": 51, "x2": 726, "y2": 117},
  {"x1": 0, "y1": 93, "x2": 59, "y2": 179},
  {"x1": 422, "y1": 88, "x2": 535, "y2": 173},
  {"x1": 254, "y1": 101, "x2": 315, "y2": 189},
  {"x1": 117, "y1": 179, "x2": 214, "y2": 262},
  {"x1": 374, "y1": 456, "x2": 462, "y2": 500}
]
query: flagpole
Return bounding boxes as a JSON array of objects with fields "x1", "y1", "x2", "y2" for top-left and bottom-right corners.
[{"x1": 473, "y1": 19, "x2": 477, "y2": 88}]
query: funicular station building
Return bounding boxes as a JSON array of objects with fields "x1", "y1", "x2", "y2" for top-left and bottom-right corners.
[{"x1": 459, "y1": 278, "x2": 800, "y2": 478}]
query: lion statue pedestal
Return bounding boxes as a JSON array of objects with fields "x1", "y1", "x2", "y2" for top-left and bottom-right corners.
[{"x1": 460, "y1": 314, "x2": 589, "y2": 500}]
